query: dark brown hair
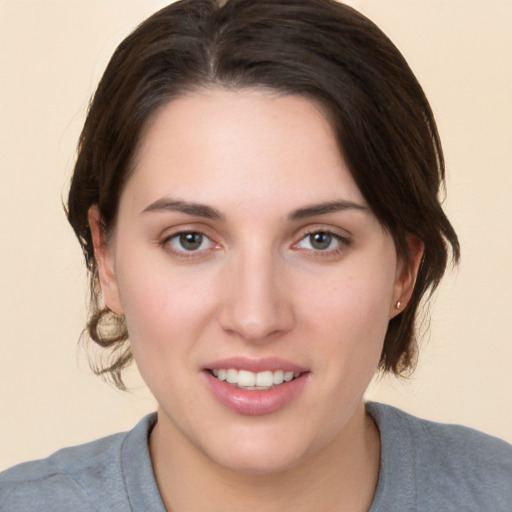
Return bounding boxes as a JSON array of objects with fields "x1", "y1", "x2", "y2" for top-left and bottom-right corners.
[{"x1": 67, "y1": 0, "x2": 459, "y2": 389}]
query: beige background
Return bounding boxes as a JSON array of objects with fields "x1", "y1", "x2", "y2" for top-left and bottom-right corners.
[{"x1": 0, "y1": 0, "x2": 510, "y2": 470}]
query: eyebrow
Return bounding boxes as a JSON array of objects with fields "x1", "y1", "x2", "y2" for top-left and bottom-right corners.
[
  {"x1": 141, "y1": 199, "x2": 224, "y2": 220},
  {"x1": 142, "y1": 198, "x2": 366, "y2": 222},
  {"x1": 288, "y1": 200, "x2": 367, "y2": 220}
]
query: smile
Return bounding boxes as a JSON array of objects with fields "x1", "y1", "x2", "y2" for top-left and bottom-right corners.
[{"x1": 209, "y1": 369, "x2": 302, "y2": 390}]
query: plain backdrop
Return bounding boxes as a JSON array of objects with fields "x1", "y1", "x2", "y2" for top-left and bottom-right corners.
[{"x1": 0, "y1": 0, "x2": 511, "y2": 470}]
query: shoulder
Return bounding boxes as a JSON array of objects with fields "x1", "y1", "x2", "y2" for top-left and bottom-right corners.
[
  {"x1": 0, "y1": 414, "x2": 157, "y2": 512},
  {"x1": 367, "y1": 402, "x2": 512, "y2": 512}
]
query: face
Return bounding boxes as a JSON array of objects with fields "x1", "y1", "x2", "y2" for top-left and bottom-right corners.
[{"x1": 92, "y1": 89, "x2": 415, "y2": 474}]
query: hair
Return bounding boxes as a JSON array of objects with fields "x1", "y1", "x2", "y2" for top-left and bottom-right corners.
[{"x1": 67, "y1": 0, "x2": 460, "y2": 389}]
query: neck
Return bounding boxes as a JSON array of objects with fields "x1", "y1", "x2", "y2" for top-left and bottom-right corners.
[{"x1": 150, "y1": 402, "x2": 380, "y2": 512}]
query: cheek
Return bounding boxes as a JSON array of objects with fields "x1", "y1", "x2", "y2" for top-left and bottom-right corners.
[
  {"x1": 114, "y1": 251, "x2": 217, "y2": 357},
  {"x1": 307, "y1": 262, "x2": 395, "y2": 336},
  {"x1": 298, "y1": 248, "x2": 397, "y2": 378},
  {"x1": 115, "y1": 264, "x2": 217, "y2": 397}
]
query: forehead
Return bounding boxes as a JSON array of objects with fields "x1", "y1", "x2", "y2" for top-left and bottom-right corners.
[{"x1": 125, "y1": 88, "x2": 366, "y2": 213}]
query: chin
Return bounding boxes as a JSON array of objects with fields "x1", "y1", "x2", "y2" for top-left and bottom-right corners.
[
  {"x1": 202, "y1": 424, "x2": 317, "y2": 475},
  {"x1": 214, "y1": 447, "x2": 304, "y2": 475}
]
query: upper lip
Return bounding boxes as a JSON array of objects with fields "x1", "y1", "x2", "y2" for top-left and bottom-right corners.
[{"x1": 203, "y1": 356, "x2": 308, "y2": 374}]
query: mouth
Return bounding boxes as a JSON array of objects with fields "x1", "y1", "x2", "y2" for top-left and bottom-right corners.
[
  {"x1": 208, "y1": 368, "x2": 303, "y2": 390},
  {"x1": 203, "y1": 361, "x2": 309, "y2": 415}
]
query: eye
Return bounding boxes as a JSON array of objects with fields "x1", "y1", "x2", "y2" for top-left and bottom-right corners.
[
  {"x1": 303, "y1": 232, "x2": 335, "y2": 250},
  {"x1": 295, "y1": 230, "x2": 348, "y2": 252},
  {"x1": 165, "y1": 231, "x2": 214, "y2": 253}
]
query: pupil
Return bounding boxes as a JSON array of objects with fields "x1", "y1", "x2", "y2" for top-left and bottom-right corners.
[
  {"x1": 180, "y1": 232, "x2": 203, "y2": 251},
  {"x1": 311, "y1": 232, "x2": 331, "y2": 250}
]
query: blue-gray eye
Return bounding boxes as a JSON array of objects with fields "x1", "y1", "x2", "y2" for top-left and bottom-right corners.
[
  {"x1": 309, "y1": 232, "x2": 333, "y2": 250},
  {"x1": 297, "y1": 231, "x2": 341, "y2": 251},
  {"x1": 169, "y1": 232, "x2": 209, "y2": 252}
]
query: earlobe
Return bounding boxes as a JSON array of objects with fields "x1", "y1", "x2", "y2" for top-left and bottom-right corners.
[
  {"x1": 88, "y1": 206, "x2": 124, "y2": 315},
  {"x1": 391, "y1": 235, "x2": 424, "y2": 318}
]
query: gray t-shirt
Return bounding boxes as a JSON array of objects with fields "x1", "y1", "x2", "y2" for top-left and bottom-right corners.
[{"x1": 1, "y1": 403, "x2": 511, "y2": 511}]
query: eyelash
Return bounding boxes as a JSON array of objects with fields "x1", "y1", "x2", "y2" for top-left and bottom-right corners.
[
  {"x1": 293, "y1": 230, "x2": 351, "y2": 257},
  {"x1": 160, "y1": 231, "x2": 218, "y2": 260},
  {"x1": 160, "y1": 229, "x2": 351, "y2": 260}
]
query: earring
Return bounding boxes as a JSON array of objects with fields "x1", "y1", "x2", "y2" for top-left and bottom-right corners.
[{"x1": 395, "y1": 300, "x2": 402, "y2": 310}]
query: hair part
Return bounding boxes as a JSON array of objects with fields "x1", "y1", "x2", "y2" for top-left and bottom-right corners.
[{"x1": 67, "y1": 0, "x2": 459, "y2": 388}]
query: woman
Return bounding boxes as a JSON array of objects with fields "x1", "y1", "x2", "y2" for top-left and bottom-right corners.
[{"x1": 1, "y1": 0, "x2": 510, "y2": 510}]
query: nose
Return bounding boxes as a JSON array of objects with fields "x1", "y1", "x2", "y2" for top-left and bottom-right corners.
[{"x1": 218, "y1": 248, "x2": 295, "y2": 342}]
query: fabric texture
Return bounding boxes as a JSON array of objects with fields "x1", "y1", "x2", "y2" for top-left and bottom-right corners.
[
  {"x1": 366, "y1": 403, "x2": 512, "y2": 511},
  {"x1": 1, "y1": 403, "x2": 511, "y2": 511}
]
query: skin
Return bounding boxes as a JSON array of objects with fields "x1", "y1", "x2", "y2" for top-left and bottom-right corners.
[{"x1": 89, "y1": 89, "x2": 422, "y2": 511}]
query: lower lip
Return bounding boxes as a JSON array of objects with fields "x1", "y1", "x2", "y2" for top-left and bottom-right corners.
[{"x1": 203, "y1": 371, "x2": 309, "y2": 415}]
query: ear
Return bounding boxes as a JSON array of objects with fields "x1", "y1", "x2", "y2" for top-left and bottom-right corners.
[
  {"x1": 390, "y1": 235, "x2": 424, "y2": 318},
  {"x1": 88, "y1": 206, "x2": 124, "y2": 315}
]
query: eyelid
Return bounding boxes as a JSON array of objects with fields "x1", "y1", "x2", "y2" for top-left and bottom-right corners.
[
  {"x1": 292, "y1": 224, "x2": 352, "y2": 243},
  {"x1": 169, "y1": 231, "x2": 211, "y2": 250},
  {"x1": 157, "y1": 221, "x2": 219, "y2": 244},
  {"x1": 291, "y1": 227, "x2": 352, "y2": 255},
  {"x1": 160, "y1": 228, "x2": 221, "y2": 260}
]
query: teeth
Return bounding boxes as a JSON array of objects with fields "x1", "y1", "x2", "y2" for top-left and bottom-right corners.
[
  {"x1": 210, "y1": 368, "x2": 302, "y2": 389},
  {"x1": 272, "y1": 369, "x2": 284, "y2": 385},
  {"x1": 226, "y1": 368, "x2": 238, "y2": 384},
  {"x1": 255, "y1": 370, "x2": 273, "y2": 387},
  {"x1": 238, "y1": 370, "x2": 255, "y2": 387}
]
